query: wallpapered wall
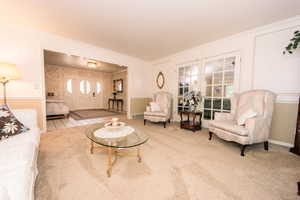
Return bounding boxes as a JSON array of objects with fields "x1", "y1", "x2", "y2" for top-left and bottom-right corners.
[{"x1": 45, "y1": 65, "x2": 113, "y2": 110}]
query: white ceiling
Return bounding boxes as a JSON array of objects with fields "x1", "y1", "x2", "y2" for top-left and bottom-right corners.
[
  {"x1": 44, "y1": 50, "x2": 126, "y2": 73},
  {"x1": 1, "y1": 0, "x2": 300, "y2": 60}
]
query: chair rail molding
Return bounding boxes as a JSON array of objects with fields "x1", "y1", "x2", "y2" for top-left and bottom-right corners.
[{"x1": 276, "y1": 91, "x2": 300, "y2": 104}]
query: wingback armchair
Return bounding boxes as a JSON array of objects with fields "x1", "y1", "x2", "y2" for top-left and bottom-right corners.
[
  {"x1": 144, "y1": 91, "x2": 172, "y2": 128},
  {"x1": 209, "y1": 90, "x2": 276, "y2": 156}
]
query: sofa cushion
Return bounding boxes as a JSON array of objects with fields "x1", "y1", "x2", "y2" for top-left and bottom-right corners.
[
  {"x1": 0, "y1": 167, "x2": 36, "y2": 200},
  {"x1": 0, "y1": 143, "x2": 37, "y2": 172},
  {"x1": 210, "y1": 120, "x2": 249, "y2": 136},
  {"x1": 149, "y1": 102, "x2": 161, "y2": 112},
  {"x1": 12, "y1": 109, "x2": 37, "y2": 129},
  {"x1": 237, "y1": 109, "x2": 257, "y2": 126},
  {"x1": 0, "y1": 105, "x2": 29, "y2": 140},
  {"x1": 0, "y1": 184, "x2": 10, "y2": 200}
]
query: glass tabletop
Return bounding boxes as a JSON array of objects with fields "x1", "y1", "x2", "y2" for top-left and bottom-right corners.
[{"x1": 85, "y1": 123, "x2": 149, "y2": 148}]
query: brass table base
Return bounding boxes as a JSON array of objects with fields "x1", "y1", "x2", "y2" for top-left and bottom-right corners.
[{"x1": 90, "y1": 141, "x2": 142, "y2": 177}]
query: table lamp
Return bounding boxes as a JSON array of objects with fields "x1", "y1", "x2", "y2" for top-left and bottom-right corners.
[{"x1": 0, "y1": 62, "x2": 20, "y2": 104}]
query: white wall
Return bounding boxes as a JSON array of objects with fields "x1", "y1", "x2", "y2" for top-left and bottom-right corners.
[
  {"x1": 147, "y1": 16, "x2": 300, "y2": 145},
  {"x1": 148, "y1": 16, "x2": 300, "y2": 103},
  {"x1": 0, "y1": 24, "x2": 150, "y2": 129}
]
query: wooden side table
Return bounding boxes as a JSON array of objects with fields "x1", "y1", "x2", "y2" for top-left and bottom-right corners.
[
  {"x1": 108, "y1": 98, "x2": 123, "y2": 112},
  {"x1": 179, "y1": 111, "x2": 202, "y2": 132}
]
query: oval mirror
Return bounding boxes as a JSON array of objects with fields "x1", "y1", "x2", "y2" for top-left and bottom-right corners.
[{"x1": 156, "y1": 72, "x2": 165, "y2": 89}]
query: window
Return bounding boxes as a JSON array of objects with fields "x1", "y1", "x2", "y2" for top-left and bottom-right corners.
[
  {"x1": 80, "y1": 80, "x2": 91, "y2": 94},
  {"x1": 86, "y1": 81, "x2": 91, "y2": 94},
  {"x1": 177, "y1": 64, "x2": 201, "y2": 112},
  {"x1": 203, "y1": 56, "x2": 236, "y2": 120},
  {"x1": 66, "y1": 79, "x2": 72, "y2": 93},
  {"x1": 96, "y1": 82, "x2": 101, "y2": 94},
  {"x1": 80, "y1": 80, "x2": 85, "y2": 94}
]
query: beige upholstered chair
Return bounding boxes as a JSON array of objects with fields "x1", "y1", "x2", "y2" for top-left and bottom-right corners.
[
  {"x1": 144, "y1": 91, "x2": 172, "y2": 128},
  {"x1": 209, "y1": 90, "x2": 276, "y2": 156}
]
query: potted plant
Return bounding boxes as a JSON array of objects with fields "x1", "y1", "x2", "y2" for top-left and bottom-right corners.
[
  {"x1": 283, "y1": 30, "x2": 300, "y2": 54},
  {"x1": 183, "y1": 91, "x2": 202, "y2": 112}
]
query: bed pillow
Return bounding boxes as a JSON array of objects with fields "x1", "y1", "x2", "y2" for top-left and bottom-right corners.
[
  {"x1": 237, "y1": 109, "x2": 257, "y2": 126},
  {"x1": 0, "y1": 105, "x2": 29, "y2": 140},
  {"x1": 149, "y1": 102, "x2": 161, "y2": 112}
]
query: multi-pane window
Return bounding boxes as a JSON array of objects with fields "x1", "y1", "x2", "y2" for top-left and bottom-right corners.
[
  {"x1": 177, "y1": 64, "x2": 201, "y2": 112},
  {"x1": 203, "y1": 56, "x2": 236, "y2": 120}
]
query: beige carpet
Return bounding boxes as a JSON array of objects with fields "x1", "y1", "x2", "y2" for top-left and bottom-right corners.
[
  {"x1": 35, "y1": 119, "x2": 300, "y2": 200},
  {"x1": 70, "y1": 109, "x2": 119, "y2": 120}
]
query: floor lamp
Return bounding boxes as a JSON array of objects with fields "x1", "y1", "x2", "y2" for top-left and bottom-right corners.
[{"x1": 0, "y1": 62, "x2": 20, "y2": 105}]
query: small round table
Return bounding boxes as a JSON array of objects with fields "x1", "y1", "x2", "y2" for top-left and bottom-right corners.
[{"x1": 86, "y1": 123, "x2": 149, "y2": 177}]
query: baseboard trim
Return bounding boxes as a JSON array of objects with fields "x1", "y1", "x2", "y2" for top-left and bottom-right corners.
[
  {"x1": 132, "y1": 113, "x2": 144, "y2": 117},
  {"x1": 269, "y1": 139, "x2": 294, "y2": 148}
]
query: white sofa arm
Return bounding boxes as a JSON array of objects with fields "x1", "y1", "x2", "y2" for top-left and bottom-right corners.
[
  {"x1": 214, "y1": 112, "x2": 234, "y2": 121},
  {"x1": 12, "y1": 109, "x2": 38, "y2": 129},
  {"x1": 245, "y1": 116, "x2": 270, "y2": 144},
  {"x1": 0, "y1": 184, "x2": 10, "y2": 200}
]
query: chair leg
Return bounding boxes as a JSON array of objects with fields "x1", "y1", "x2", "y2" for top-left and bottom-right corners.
[
  {"x1": 264, "y1": 141, "x2": 269, "y2": 151},
  {"x1": 144, "y1": 119, "x2": 146, "y2": 126},
  {"x1": 164, "y1": 122, "x2": 166, "y2": 128},
  {"x1": 209, "y1": 131, "x2": 213, "y2": 140},
  {"x1": 241, "y1": 145, "x2": 247, "y2": 156}
]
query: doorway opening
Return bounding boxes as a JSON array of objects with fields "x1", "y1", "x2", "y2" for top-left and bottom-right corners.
[{"x1": 43, "y1": 50, "x2": 128, "y2": 131}]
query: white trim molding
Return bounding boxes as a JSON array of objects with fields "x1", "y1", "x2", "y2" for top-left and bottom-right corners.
[
  {"x1": 268, "y1": 139, "x2": 294, "y2": 148},
  {"x1": 276, "y1": 92, "x2": 300, "y2": 104}
]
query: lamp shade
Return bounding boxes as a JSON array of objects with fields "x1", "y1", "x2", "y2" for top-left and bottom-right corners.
[{"x1": 0, "y1": 62, "x2": 21, "y2": 82}]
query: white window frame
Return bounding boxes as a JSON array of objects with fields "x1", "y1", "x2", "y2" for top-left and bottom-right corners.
[
  {"x1": 177, "y1": 61, "x2": 202, "y2": 113},
  {"x1": 202, "y1": 52, "x2": 241, "y2": 120}
]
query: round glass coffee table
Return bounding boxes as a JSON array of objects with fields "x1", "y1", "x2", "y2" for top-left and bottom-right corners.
[{"x1": 86, "y1": 123, "x2": 149, "y2": 177}]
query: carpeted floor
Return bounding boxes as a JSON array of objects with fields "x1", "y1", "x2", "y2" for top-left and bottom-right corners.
[
  {"x1": 35, "y1": 118, "x2": 300, "y2": 200},
  {"x1": 70, "y1": 109, "x2": 119, "y2": 120}
]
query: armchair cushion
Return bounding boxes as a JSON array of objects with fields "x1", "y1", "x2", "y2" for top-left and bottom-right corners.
[
  {"x1": 144, "y1": 111, "x2": 167, "y2": 117},
  {"x1": 210, "y1": 120, "x2": 249, "y2": 136},
  {"x1": 237, "y1": 109, "x2": 257, "y2": 126},
  {"x1": 149, "y1": 102, "x2": 161, "y2": 112},
  {"x1": 214, "y1": 112, "x2": 234, "y2": 121}
]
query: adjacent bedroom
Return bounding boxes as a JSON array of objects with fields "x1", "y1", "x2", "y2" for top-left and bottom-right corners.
[{"x1": 43, "y1": 50, "x2": 128, "y2": 131}]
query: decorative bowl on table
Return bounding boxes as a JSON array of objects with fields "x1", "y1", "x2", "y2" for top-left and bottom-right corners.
[{"x1": 94, "y1": 125, "x2": 135, "y2": 139}]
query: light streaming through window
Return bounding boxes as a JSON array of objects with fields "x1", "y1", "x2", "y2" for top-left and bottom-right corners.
[
  {"x1": 96, "y1": 82, "x2": 101, "y2": 94},
  {"x1": 67, "y1": 79, "x2": 72, "y2": 94},
  {"x1": 80, "y1": 80, "x2": 85, "y2": 94}
]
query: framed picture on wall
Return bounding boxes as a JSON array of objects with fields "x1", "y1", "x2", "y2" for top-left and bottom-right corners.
[{"x1": 113, "y1": 79, "x2": 123, "y2": 93}]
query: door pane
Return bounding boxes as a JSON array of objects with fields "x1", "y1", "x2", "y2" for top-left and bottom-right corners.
[
  {"x1": 224, "y1": 57, "x2": 235, "y2": 70},
  {"x1": 206, "y1": 86, "x2": 212, "y2": 97},
  {"x1": 204, "y1": 109, "x2": 212, "y2": 120},
  {"x1": 204, "y1": 98, "x2": 212, "y2": 109},
  {"x1": 213, "y1": 72, "x2": 223, "y2": 85},
  {"x1": 213, "y1": 98, "x2": 222, "y2": 110},
  {"x1": 224, "y1": 71, "x2": 234, "y2": 84},
  {"x1": 223, "y1": 99, "x2": 231, "y2": 110},
  {"x1": 213, "y1": 86, "x2": 222, "y2": 97},
  {"x1": 224, "y1": 85, "x2": 233, "y2": 98},
  {"x1": 205, "y1": 74, "x2": 213, "y2": 85}
]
